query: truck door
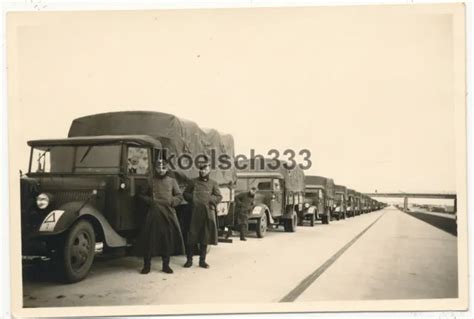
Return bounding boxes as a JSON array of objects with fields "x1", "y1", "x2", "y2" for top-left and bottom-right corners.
[
  {"x1": 270, "y1": 178, "x2": 283, "y2": 217},
  {"x1": 123, "y1": 145, "x2": 152, "y2": 230}
]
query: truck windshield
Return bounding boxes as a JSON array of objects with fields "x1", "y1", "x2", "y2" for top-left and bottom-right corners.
[
  {"x1": 236, "y1": 178, "x2": 272, "y2": 192},
  {"x1": 30, "y1": 145, "x2": 122, "y2": 174},
  {"x1": 336, "y1": 193, "x2": 344, "y2": 204},
  {"x1": 305, "y1": 192, "x2": 319, "y2": 199}
]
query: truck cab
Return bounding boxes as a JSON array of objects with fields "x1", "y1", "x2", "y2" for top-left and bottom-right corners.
[{"x1": 21, "y1": 135, "x2": 162, "y2": 282}]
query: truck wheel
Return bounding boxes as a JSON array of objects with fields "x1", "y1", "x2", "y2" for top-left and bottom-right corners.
[
  {"x1": 60, "y1": 220, "x2": 96, "y2": 283},
  {"x1": 310, "y1": 213, "x2": 315, "y2": 227},
  {"x1": 256, "y1": 213, "x2": 267, "y2": 238}
]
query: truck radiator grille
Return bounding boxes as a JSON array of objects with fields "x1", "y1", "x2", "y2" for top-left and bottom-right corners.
[{"x1": 51, "y1": 191, "x2": 92, "y2": 206}]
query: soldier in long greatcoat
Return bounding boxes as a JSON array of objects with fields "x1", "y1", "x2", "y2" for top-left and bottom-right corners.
[
  {"x1": 183, "y1": 162, "x2": 222, "y2": 269},
  {"x1": 134, "y1": 160, "x2": 185, "y2": 274}
]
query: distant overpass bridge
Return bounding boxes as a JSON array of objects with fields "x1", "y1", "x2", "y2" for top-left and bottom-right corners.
[{"x1": 363, "y1": 193, "x2": 457, "y2": 212}]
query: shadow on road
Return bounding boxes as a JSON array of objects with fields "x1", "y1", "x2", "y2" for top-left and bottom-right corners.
[{"x1": 404, "y1": 211, "x2": 457, "y2": 236}]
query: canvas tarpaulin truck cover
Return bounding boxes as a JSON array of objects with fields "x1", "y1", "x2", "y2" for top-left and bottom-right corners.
[
  {"x1": 203, "y1": 128, "x2": 237, "y2": 186},
  {"x1": 237, "y1": 158, "x2": 305, "y2": 193},
  {"x1": 68, "y1": 111, "x2": 235, "y2": 185},
  {"x1": 335, "y1": 184, "x2": 347, "y2": 193},
  {"x1": 304, "y1": 175, "x2": 335, "y2": 199}
]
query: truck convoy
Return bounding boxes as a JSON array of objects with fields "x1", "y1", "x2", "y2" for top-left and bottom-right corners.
[{"x1": 20, "y1": 110, "x2": 385, "y2": 283}]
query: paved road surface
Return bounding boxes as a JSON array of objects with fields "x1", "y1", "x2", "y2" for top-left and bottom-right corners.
[
  {"x1": 404, "y1": 210, "x2": 457, "y2": 236},
  {"x1": 296, "y1": 208, "x2": 457, "y2": 301},
  {"x1": 22, "y1": 207, "x2": 457, "y2": 307}
]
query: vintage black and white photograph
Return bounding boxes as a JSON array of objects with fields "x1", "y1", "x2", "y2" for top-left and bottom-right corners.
[{"x1": 6, "y1": 2, "x2": 468, "y2": 317}]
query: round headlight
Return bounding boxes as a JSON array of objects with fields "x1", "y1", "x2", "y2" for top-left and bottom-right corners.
[{"x1": 36, "y1": 193, "x2": 50, "y2": 210}]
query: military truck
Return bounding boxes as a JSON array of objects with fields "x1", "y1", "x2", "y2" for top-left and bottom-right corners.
[
  {"x1": 235, "y1": 158, "x2": 306, "y2": 237},
  {"x1": 300, "y1": 181, "x2": 321, "y2": 227},
  {"x1": 367, "y1": 198, "x2": 374, "y2": 212},
  {"x1": 304, "y1": 175, "x2": 335, "y2": 224},
  {"x1": 370, "y1": 198, "x2": 378, "y2": 212},
  {"x1": 68, "y1": 111, "x2": 237, "y2": 243},
  {"x1": 346, "y1": 188, "x2": 356, "y2": 217},
  {"x1": 364, "y1": 195, "x2": 372, "y2": 213},
  {"x1": 21, "y1": 135, "x2": 164, "y2": 282},
  {"x1": 334, "y1": 184, "x2": 347, "y2": 219},
  {"x1": 20, "y1": 111, "x2": 238, "y2": 282}
]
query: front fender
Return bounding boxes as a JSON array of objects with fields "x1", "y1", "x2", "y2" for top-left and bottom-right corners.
[
  {"x1": 35, "y1": 201, "x2": 127, "y2": 248},
  {"x1": 248, "y1": 204, "x2": 273, "y2": 224},
  {"x1": 303, "y1": 205, "x2": 317, "y2": 216}
]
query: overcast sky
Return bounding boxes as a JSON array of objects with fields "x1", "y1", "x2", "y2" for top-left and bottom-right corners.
[{"x1": 8, "y1": 5, "x2": 460, "y2": 194}]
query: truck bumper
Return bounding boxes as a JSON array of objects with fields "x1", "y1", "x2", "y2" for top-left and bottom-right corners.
[{"x1": 22, "y1": 236, "x2": 51, "y2": 256}]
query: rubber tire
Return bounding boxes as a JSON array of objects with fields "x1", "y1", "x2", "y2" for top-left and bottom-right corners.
[
  {"x1": 256, "y1": 213, "x2": 268, "y2": 238},
  {"x1": 60, "y1": 220, "x2": 96, "y2": 283}
]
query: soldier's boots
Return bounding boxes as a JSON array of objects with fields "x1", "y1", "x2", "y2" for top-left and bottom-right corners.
[
  {"x1": 199, "y1": 245, "x2": 209, "y2": 269},
  {"x1": 162, "y1": 256, "x2": 173, "y2": 274},
  {"x1": 140, "y1": 257, "x2": 151, "y2": 274},
  {"x1": 224, "y1": 227, "x2": 233, "y2": 239},
  {"x1": 240, "y1": 225, "x2": 247, "y2": 241},
  {"x1": 184, "y1": 249, "x2": 193, "y2": 268}
]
